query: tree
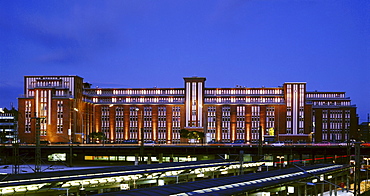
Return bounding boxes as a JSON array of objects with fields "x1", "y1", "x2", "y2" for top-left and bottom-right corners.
[
  {"x1": 89, "y1": 132, "x2": 106, "y2": 143},
  {"x1": 180, "y1": 129, "x2": 205, "y2": 143},
  {"x1": 180, "y1": 129, "x2": 189, "y2": 138}
]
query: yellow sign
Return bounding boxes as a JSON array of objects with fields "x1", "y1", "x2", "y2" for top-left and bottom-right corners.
[{"x1": 268, "y1": 128, "x2": 274, "y2": 136}]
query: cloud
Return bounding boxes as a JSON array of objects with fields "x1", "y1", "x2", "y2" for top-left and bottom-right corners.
[
  {"x1": 33, "y1": 50, "x2": 81, "y2": 64},
  {"x1": 0, "y1": 1, "x2": 127, "y2": 65}
]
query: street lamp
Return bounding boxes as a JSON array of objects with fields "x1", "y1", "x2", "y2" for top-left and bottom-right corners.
[
  {"x1": 68, "y1": 128, "x2": 72, "y2": 167},
  {"x1": 73, "y1": 108, "x2": 84, "y2": 144},
  {"x1": 135, "y1": 108, "x2": 145, "y2": 164},
  {"x1": 365, "y1": 157, "x2": 370, "y2": 166},
  {"x1": 277, "y1": 156, "x2": 284, "y2": 169}
]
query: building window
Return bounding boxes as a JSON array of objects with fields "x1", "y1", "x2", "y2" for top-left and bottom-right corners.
[
  {"x1": 101, "y1": 106, "x2": 110, "y2": 140},
  {"x1": 172, "y1": 106, "x2": 181, "y2": 144},
  {"x1": 57, "y1": 101, "x2": 63, "y2": 133},
  {"x1": 207, "y1": 106, "x2": 216, "y2": 141},
  {"x1": 266, "y1": 106, "x2": 275, "y2": 134},
  {"x1": 129, "y1": 107, "x2": 138, "y2": 140},
  {"x1": 236, "y1": 106, "x2": 245, "y2": 140},
  {"x1": 115, "y1": 107, "x2": 124, "y2": 142},
  {"x1": 221, "y1": 106, "x2": 230, "y2": 142},
  {"x1": 143, "y1": 107, "x2": 152, "y2": 141},
  {"x1": 39, "y1": 90, "x2": 48, "y2": 136},
  {"x1": 25, "y1": 101, "x2": 31, "y2": 133},
  {"x1": 251, "y1": 106, "x2": 260, "y2": 142},
  {"x1": 158, "y1": 106, "x2": 166, "y2": 144}
]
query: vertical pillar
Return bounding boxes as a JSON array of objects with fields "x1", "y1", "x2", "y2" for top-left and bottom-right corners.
[
  {"x1": 354, "y1": 142, "x2": 361, "y2": 196},
  {"x1": 147, "y1": 154, "x2": 151, "y2": 164},
  {"x1": 345, "y1": 173, "x2": 350, "y2": 193},
  {"x1": 304, "y1": 184, "x2": 308, "y2": 196},
  {"x1": 258, "y1": 126, "x2": 263, "y2": 158},
  {"x1": 334, "y1": 175, "x2": 338, "y2": 196},
  {"x1": 158, "y1": 153, "x2": 163, "y2": 163},
  {"x1": 216, "y1": 106, "x2": 222, "y2": 142},
  {"x1": 33, "y1": 117, "x2": 45, "y2": 173},
  {"x1": 298, "y1": 185, "x2": 302, "y2": 196},
  {"x1": 183, "y1": 77, "x2": 206, "y2": 128},
  {"x1": 140, "y1": 127, "x2": 144, "y2": 163},
  {"x1": 311, "y1": 154, "x2": 315, "y2": 165},
  {"x1": 239, "y1": 150, "x2": 244, "y2": 175},
  {"x1": 134, "y1": 153, "x2": 139, "y2": 165},
  {"x1": 245, "y1": 106, "x2": 252, "y2": 143},
  {"x1": 321, "y1": 181, "x2": 325, "y2": 196},
  {"x1": 230, "y1": 106, "x2": 237, "y2": 142}
]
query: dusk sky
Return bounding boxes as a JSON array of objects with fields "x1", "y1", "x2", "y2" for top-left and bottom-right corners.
[{"x1": 0, "y1": 0, "x2": 369, "y2": 122}]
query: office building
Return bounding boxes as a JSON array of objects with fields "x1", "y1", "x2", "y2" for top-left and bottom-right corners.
[
  {"x1": 17, "y1": 76, "x2": 358, "y2": 144},
  {"x1": 0, "y1": 108, "x2": 17, "y2": 144}
]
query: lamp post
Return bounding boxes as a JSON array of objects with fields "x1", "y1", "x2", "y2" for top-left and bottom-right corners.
[
  {"x1": 364, "y1": 157, "x2": 370, "y2": 192},
  {"x1": 68, "y1": 128, "x2": 72, "y2": 167},
  {"x1": 32, "y1": 115, "x2": 45, "y2": 173},
  {"x1": 73, "y1": 108, "x2": 84, "y2": 144},
  {"x1": 277, "y1": 155, "x2": 284, "y2": 169},
  {"x1": 135, "y1": 108, "x2": 144, "y2": 164}
]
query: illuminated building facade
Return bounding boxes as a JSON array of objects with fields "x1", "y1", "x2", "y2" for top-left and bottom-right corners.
[
  {"x1": 0, "y1": 110, "x2": 17, "y2": 144},
  {"x1": 17, "y1": 76, "x2": 358, "y2": 144}
]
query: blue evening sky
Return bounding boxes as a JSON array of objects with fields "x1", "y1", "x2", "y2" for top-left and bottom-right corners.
[{"x1": 0, "y1": 0, "x2": 369, "y2": 122}]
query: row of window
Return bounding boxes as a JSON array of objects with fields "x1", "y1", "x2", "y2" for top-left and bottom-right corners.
[
  {"x1": 50, "y1": 81, "x2": 344, "y2": 99},
  {"x1": 205, "y1": 89, "x2": 283, "y2": 95},
  {"x1": 92, "y1": 97, "x2": 184, "y2": 103},
  {"x1": 205, "y1": 97, "x2": 284, "y2": 103},
  {"x1": 312, "y1": 101, "x2": 351, "y2": 106},
  {"x1": 307, "y1": 93, "x2": 345, "y2": 98},
  {"x1": 87, "y1": 89, "x2": 185, "y2": 95},
  {"x1": 26, "y1": 77, "x2": 74, "y2": 97},
  {"x1": 57, "y1": 101, "x2": 63, "y2": 133}
]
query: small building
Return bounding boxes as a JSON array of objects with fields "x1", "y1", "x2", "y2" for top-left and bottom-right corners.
[
  {"x1": 0, "y1": 108, "x2": 17, "y2": 144},
  {"x1": 359, "y1": 121, "x2": 370, "y2": 143}
]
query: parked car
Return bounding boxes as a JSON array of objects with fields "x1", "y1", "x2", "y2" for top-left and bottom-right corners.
[
  {"x1": 144, "y1": 140, "x2": 157, "y2": 145},
  {"x1": 232, "y1": 140, "x2": 245, "y2": 144},
  {"x1": 207, "y1": 140, "x2": 224, "y2": 145},
  {"x1": 271, "y1": 141, "x2": 285, "y2": 147},
  {"x1": 122, "y1": 139, "x2": 138, "y2": 144},
  {"x1": 314, "y1": 141, "x2": 331, "y2": 146}
]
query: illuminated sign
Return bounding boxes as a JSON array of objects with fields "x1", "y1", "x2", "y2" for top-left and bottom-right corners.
[{"x1": 48, "y1": 153, "x2": 66, "y2": 161}]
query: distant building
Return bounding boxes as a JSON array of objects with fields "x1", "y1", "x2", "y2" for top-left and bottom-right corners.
[
  {"x1": 359, "y1": 121, "x2": 370, "y2": 142},
  {"x1": 17, "y1": 76, "x2": 358, "y2": 144},
  {"x1": 0, "y1": 108, "x2": 17, "y2": 144}
]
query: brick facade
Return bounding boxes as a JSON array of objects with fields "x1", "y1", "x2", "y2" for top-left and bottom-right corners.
[{"x1": 17, "y1": 76, "x2": 358, "y2": 144}]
